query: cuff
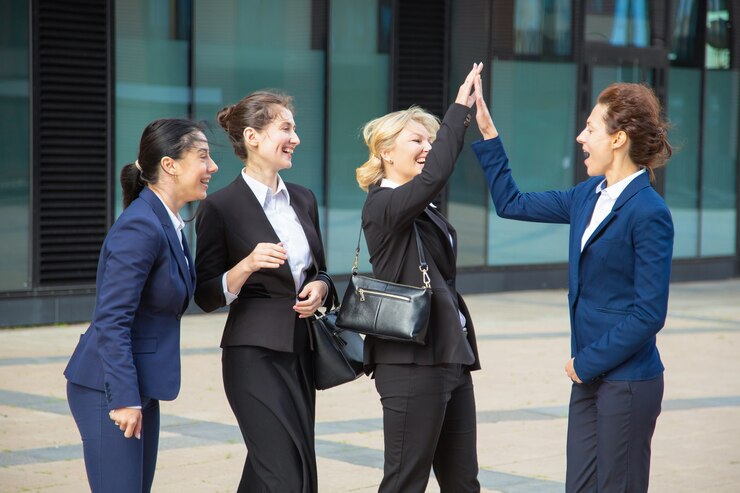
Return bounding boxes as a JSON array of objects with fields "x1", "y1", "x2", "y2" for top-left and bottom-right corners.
[{"x1": 222, "y1": 272, "x2": 239, "y2": 305}]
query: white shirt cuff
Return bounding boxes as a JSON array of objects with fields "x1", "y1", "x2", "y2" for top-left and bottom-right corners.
[{"x1": 222, "y1": 273, "x2": 240, "y2": 305}]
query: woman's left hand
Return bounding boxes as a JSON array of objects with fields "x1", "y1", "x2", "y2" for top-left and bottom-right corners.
[
  {"x1": 565, "y1": 358, "x2": 583, "y2": 384},
  {"x1": 294, "y1": 280, "x2": 329, "y2": 318}
]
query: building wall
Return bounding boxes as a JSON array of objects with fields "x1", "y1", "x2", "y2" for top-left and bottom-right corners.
[{"x1": 1, "y1": 0, "x2": 738, "y2": 326}]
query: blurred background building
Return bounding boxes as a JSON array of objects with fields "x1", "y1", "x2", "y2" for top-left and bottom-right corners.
[{"x1": 1, "y1": 0, "x2": 738, "y2": 326}]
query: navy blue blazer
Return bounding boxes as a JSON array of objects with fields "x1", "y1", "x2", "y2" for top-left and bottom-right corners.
[
  {"x1": 65, "y1": 187, "x2": 195, "y2": 409},
  {"x1": 473, "y1": 137, "x2": 673, "y2": 382}
]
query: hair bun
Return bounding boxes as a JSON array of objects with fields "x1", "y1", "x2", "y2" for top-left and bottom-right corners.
[{"x1": 216, "y1": 104, "x2": 235, "y2": 131}]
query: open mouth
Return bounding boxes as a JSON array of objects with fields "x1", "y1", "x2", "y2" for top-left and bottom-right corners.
[
  {"x1": 200, "y1": 178, "x2": 210, "y2": 188},
  {"x1": 283, "y1": 147, "x2": 295, "y2": 158},
  {"x1": 416, "y1": 157, "x2": 426, "y2": 166}
]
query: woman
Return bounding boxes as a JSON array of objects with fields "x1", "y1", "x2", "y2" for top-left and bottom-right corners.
[
  {"x1": 64, "y1": 118, "x2": 219, "y2": 492},
  {"x1": 472, "y1": 80, "x2": 673, "y2": 492},
  {"x1": 355, "y1": 63, "x2": 483, "y2": 493},
  {"x1": 194, "y1": 91, "x2": 332, "y2": 493}
]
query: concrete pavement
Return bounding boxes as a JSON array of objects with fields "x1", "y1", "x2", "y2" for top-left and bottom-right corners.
[{"x1": 1, "y1": 279, "x2": 739, "y2": 492}]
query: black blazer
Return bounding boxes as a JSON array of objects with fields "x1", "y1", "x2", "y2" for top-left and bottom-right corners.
[
  {"x1": 194, "y1": 174, "x2": 331, "y2": 352},
  {"x1": 361, "y1": 103, "x2": 481, "y2": 371}
]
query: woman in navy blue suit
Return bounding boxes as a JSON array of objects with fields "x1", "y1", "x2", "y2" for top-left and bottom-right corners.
[
  {"x1": 472, "y1": 80, "x2": 673, "y2": 493},
  {"x1": 64, "y1": 119, "x2": 218, "y2": 492}
]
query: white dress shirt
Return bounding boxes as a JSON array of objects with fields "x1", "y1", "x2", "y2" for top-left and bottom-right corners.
[
  {"x1": 379, "y1": 178, "x2": 467, "y2": 330},
  {"x1": 581, "y1": 169, "x2": 646, "y2": 252},
  {"x1": 222, "y1": 171, "x2": 313, "y2": 304}
]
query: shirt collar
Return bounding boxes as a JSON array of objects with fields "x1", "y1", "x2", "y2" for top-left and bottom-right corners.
[
  {"x1": 242, "y1": 170, "x2": 290, "y2": 206},
  {"x1": 595, "y1": 168, "x2": 646, "y2": 200}
]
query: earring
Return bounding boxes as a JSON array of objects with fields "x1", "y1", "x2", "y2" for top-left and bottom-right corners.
[{"x1": 388, "y1": 158, "x2": 394, "y2": 165}]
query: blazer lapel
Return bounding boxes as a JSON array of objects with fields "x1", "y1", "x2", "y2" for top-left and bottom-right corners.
[
  {"x1": 288, "y1": 186, "x2": 323, "y2": 275},
  {"x1": 580, "y1": 172, "x2": 652, "y2": 253},
  {"x1": 424, "y1": 206, "x2": 457, "y2": 258},
  {"x1": 139, "y1": 188, "x2": 193, "y2": 298}
]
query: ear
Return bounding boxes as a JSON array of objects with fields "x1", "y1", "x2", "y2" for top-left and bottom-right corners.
[
  {"x1": 380, "y1": 148, "x2": 393, "y2": 163},
  {"x1": 160, "y1": 156, "x2": 177, "y2": 176},
  {"x1": 243, "y1": 127, "x2": 260, "y2": 148},
  {"x1": 612, "y1": 130, "x2": 628, "y2": 149}
]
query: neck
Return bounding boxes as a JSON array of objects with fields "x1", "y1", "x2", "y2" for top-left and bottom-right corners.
[
  {"x1": 604, "y1": 157, "x2": 640, "y2": 188},
  {"x1": 244, "y1": 160, "x2": 279, "y2": 192},
  {"x1": 148, "y1": 184, "x2": 183, "y2": 215}
]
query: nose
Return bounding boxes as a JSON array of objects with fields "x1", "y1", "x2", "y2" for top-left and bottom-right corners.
[
  {"x1": 423, "y1": 140, "x2": 432, "y2": 151},
  {"x1": 576, "y1": 129, "x2": 586, "y2": 144},
  {"x1": 208, "y1": 157, "x2": 218, "y2": 173},
  {"x1": 291, "y1": 131, "x2": 300, "y2": 146}
]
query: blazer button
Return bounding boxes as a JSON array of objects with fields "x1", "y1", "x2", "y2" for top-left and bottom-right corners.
[
  {"x1": 176, "y1": 313, "x2": 182, "y2": 320},
  {"x1": 446, "y1": 279, "x2": 453, "y2": 286},
  {"x1": 464, "y1": 114, "x2": 471, "y2": 127}
]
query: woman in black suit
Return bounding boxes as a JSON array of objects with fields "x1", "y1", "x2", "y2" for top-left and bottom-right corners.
[
  {"x1": 194, "y1": 91, "x2": 332, "y2": 493},
  {"x1": 354, "y1": 63, "x2": 483, "y2": 493}
]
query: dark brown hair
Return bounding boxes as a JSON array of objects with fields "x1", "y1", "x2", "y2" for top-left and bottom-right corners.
[
  {"x1": 216, "y1": 90, "x2": 295, "y2": 161},
  {"x1": 120, "y1": 118, "x2": 205, "y2": 208},
  {"x1": 597, "y1": 83, "x2": 672, "y2": 181}
]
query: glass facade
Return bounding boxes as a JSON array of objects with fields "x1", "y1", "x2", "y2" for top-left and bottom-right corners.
[
  {"x1": 0, "y1": 0, "x2": 30, "y2": 291},
  {"x1": 3, "y1": 0, "x2": 738, "y2": 306}
]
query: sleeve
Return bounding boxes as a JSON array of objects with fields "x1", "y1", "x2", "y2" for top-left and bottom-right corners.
[
  {"x1": 471, "y1": 136, "x2": 574, "y2": 224},
  {"x1": 371, "y1": 103, "x2": 470, "y2": 231},
  {"x1": 94, "y1": 215, "x2": 161, "y2": 410},
  {"x1": 194, "y1": 198, "x2": 229, "y2": 312},
  {"x1": 573, "y1": 205, "x2": 674, "y2": 381},
  {"x1": 222, "y1": 273, "x2": 240, "y2": 305}
]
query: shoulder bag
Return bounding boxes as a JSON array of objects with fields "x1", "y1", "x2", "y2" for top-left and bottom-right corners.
[{"x1": 336, "y1": 224, "x2": 431, "y2": 345}]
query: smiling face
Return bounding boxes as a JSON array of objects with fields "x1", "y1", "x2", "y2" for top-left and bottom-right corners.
[
  {"x1": 382, "y1": 119, "x2": 433, "y2": 185},
  {"x1": 250, "y1": 106, "x2": 300, "y2": 171},
  {"x1": 576, "y1": 104, "x2": 617, "y2": 177},
  {"x1": 175, "y1": 132, "x2": 218, "y2": 202}
]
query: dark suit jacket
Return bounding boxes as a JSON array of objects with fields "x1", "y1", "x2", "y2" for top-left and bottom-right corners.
[
  {"x1": 473, "y1": 137, "x2": 674, "y2": 382},
  {"x1": 361, "y1": 103, "x2": 481, "y2": 372},
  {"x1": 194, "y1": 174, "x2": 331, "y2": 352},
  {"x1": 64, "y1": 187, "x2": 194, "y2": 410}
]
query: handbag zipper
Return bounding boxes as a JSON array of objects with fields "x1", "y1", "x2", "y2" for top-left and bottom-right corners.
[{"x1": 358, "y1": 288, "x2": 411, "y2": 302}]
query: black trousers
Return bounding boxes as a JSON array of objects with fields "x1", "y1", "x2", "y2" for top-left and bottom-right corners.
[
  {"x1": 566, "y1": 375, "x2": 664, "y2": 493},
  {"x1": 373, "y1": 363, "x2": 480, "y2": 493},
  {"x1": 222, "y1": 341, "x2": 316, "y2": 493}
]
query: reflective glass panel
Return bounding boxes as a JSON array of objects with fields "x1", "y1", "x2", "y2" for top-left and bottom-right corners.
[
  {"x1": 326, "y1": 0, "x2": 390, "y2": 274},
  {"x1": 487, "y1": 61, "x2": 576, "y2": 265},
  {"x1": 701, "y1": 69, "x2": 738, "y2": 256},
  {"x1": 585, "y1": 0, "x2": 650, "y2": 47},
  {"x1": 514, "y1": 0, "x2": 572, "y2": 56},
  {"x1": 193, "y1": 0, "x2": 325, "y2": 204},
  {"x1": 0, "y1": 0, "x2": 30, "y2": 291},
  {"x1": 115, "y1": 0, "x2": 191, "y2": 217},
  {"x1": 665, "y1": 67, "x2": 701, "y2": 258},
  {"x1": 705, "y1": 0, "x2": 731, "y2": 69},
  {"x1": 670, "y1": 0, "x2": 701, "y2": 65}
]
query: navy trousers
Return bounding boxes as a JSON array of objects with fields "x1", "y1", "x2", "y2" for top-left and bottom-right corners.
[
  {"x1": 67, "y1": 381, "x2": 160, "y2": 493},
  {"x1": 374, "y1": 363, "x2": 480, "y2": 493},
  {"x1": 565, "y1": 375, "x2": 664, "y2": 493}
]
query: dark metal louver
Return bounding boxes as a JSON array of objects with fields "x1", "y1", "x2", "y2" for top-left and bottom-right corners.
[
  {"x1": 32, "y1": 0, "x2": 113, "y2": 287},
  {"x1": 391, "y1": 0, "x2": 450, "y2": 117}
]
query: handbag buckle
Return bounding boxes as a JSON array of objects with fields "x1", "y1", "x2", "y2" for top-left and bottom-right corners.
[{"x1": 420, "y1": 264, "x2": 431, "y2": 289}]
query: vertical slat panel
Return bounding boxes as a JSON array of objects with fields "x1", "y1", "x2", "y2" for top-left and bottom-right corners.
[{"x1": 32, "y1": 0, "x2": 112, "y2": 286}]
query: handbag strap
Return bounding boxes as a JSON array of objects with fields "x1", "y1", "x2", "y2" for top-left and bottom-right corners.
[{"x1": 353, "y1": 223, "x2": 431, "y2": 289}]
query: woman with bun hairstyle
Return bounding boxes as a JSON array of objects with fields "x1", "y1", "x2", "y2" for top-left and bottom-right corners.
[
  {"x1": 472, "y1": 80, "x2": 673, "y2": 492},
  {"x1": 64, "y1": 118, "x2": 218, "y2": 492},
  {"x1": 194, "y1": 90, "x2": 332, "y2": 493},
  {"x1": 355, "y1": 64, "x2": 483, "y2": 493}
]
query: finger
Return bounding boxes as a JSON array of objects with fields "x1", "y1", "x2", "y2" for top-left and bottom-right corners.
[
  {"x1": 124, "y1": 420, "x2": 136, "y2": 438},
  {"x1": 134, "y1": 419, "x2": 142, "y2": 440}
]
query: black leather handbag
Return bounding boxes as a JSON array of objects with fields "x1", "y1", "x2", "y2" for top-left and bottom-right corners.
[
  {"x1": 310, "y1": 277, "x2": 364, "y2": 390},
  {"x1": 336, "y1": 224, "x2": 432, "y2": 345}
]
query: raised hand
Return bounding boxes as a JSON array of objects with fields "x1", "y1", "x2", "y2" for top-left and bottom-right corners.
[
  {"x1": 474, "y1": 73, "x2": 498, "y2": 140},
  {"x1": 455, "y1": 62, "x2": 484, "y2": 108}
]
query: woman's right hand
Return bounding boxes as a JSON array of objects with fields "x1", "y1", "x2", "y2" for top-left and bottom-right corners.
[
  {"x1": 454, "y1": 62, "x2": 484, "y2": 108},
  {"x1": 474, "y1": 74, "x2": 498, "y2": 140},
  {"x1": 242, "y1": 242, "x2": 287, "y2": 273},
  {"x1": 109, "y1": 408, "x2": 142, "y2": 439}
]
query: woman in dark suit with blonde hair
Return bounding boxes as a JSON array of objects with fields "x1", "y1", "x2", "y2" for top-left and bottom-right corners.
[
  {"x1": 194, "y1": 90, "x2": 332, "y2": 493},
  {"x1": 354, "y1": 63, "x2": 483, "y2": 493}
]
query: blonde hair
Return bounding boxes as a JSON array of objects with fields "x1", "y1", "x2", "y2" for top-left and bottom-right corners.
[{"x1": 356, "y1": 106, "x2": 441, "y2": 192}]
